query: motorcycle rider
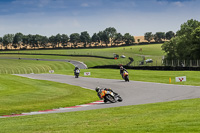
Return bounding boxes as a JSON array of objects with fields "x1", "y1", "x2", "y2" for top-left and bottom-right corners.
[
  {"x1": 95, "y1": 87, "x2": 117, "y2": 102},
  {"x1": 120, "y1": 65, "x2": 128, "y2": 78},
  {"x1": 74, "y1": 66, "x2": 80, "y2": 74}
]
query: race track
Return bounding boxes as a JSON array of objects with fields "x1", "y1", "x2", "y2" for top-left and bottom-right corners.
[{"x1": 14, "y1": 74, "x2": 200, "y2": 113}]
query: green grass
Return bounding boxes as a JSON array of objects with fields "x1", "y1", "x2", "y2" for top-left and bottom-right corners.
[
  {"x1": 1, "y1": 44, "x2": 200, "y2": 132},
  {"x1": 0, "y1": 44, "x2": 164, "y2": 57},
  {"x1": 0, "y1": 54, "x2": 132, "y2": 68},
  {"x1": 0, "y1": 59, "x2": 199, "y2": 86},
  {"x1": 0, "y1": 59, "x2": 74, "y2": 74},
  {"x1": 0, "y1": 44, "x2": 165, "y2": 66},
  {"x1": 78, "y1": 69, "x2": 200, "y2": 86},
  {"x1": 1, "y1": 98, "x2": 200, "y2": 132},
  {"x1": 0, "y1": 75, "x2": 98, "y2": 116}
]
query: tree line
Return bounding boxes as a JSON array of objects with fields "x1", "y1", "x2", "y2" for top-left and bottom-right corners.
[
  {"x1": 0, "y1": 27, "x2": 135, "y2": 50},
  {"x1": 162, "y1": 19, "x2": 200, "y2": 60},
  {"x1": 144, "y1": 31, "x2": 175, "y2": 43},
  {"x1": 0, "y1": 26, "x2": 176, "y2": 50}
]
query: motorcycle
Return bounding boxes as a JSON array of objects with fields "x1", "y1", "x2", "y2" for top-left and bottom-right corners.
[
  {"x1": 74, "y1": 69, "x2": 80, "y2": 78},
  {"x1": 98, "y1": 90, "x2": 123, "y2": 103},
  {"x1": 123, "y1": 71, "x2": 129, "y2": 82}
]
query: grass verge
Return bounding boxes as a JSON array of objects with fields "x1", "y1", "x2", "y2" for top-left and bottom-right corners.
[
  {"x1": 77, "y1": 69, "x2": 200, "y2": 86},
  {"x1": 0, "y1": 59, "x2": 74, "y2": 74},
  {"x1": 1, "y1": 98, "x2": 200, "y2": 132},
  {"x1": 0, "y1": 75, "x2": 98, "y2": 116}
]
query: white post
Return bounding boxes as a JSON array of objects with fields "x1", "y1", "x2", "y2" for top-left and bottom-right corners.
[{"x1": 172, "y1": 60, "x2": 173, "y2": 66}]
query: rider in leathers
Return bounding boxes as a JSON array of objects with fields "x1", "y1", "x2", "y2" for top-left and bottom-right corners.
[
  {"x1": 120, "y1": 65, "x2": 128, "y2": 78},
  {"x1": 95, "y1": 87, "x2": 117, "y2": 102},
  {"x1": 74, "y1": 66, "x2": 80, "y2": 75}
]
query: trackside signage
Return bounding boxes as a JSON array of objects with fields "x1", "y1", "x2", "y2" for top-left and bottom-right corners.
[
  {"x1": 49, "y1": 70, "x2": 54, "y2": 73},
  {"x1": 175, "y1": 76, "x2": 186, "y2": 82},
  {"x1": 84, "y1": 72, "x2": 91, "y2": 76}
]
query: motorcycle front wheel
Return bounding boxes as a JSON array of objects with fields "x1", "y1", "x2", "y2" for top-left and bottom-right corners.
[{"x1": 105, "y1": 95, "x2": 116, "y2": 103}]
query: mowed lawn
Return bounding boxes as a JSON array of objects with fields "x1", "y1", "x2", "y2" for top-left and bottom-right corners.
[
  {"x1": 0, "y1": 59, "x2": 74, "y2": 74},
  {"x1": 0, "y1": 74, "x2": 98, "y2": 116},
  {"x1": 0, "y1": 55, "x2": 133, "y2": 68},
  {"x1": 1, "y1": 44, "x2": 200, "y2": 132},
  {"x1": 0, "y1": 44, "x2": 164, "y2": 57},
  {"x1": 1, "y1": 98, "x2": 200, "y2": 132},
  {"x1": 0, "y1": 43, "x2": 164, "y2": 66}
]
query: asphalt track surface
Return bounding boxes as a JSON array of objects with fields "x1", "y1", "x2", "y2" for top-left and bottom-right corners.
[{"x1": 13, "y1": 74, "x2": 200, "y2": 114}]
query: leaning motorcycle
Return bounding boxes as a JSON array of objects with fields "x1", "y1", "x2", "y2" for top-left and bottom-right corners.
[
  {"x1": 123, "y1": 71, "x2": 129, "y2": 82},
  {"x1": 74, "y1": 69, "x2": 80, "y2": 78},
  {"x1": 99, "y1": 90, "x2": 123, "y2": 103}
]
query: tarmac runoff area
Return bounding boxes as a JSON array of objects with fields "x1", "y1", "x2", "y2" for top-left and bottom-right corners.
[{"x1": 1, "y1": 74, "x2": 200, "y2": 118}]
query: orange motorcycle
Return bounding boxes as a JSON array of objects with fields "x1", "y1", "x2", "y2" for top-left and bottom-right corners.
[
  {"x1": 98, "y1": 89, "x2": 122, "y2": 103},
  {"x1": 123, "y1": 71, "x2": 129, "y2": 82}
]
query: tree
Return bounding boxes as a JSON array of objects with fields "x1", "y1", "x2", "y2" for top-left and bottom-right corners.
[
  {"x1": 13, "y1": 32, "x2": 23, "y2": 49},
  {"x1": 162, "y1": 37, "x2": 179, "y2": 60},
  {"x1": 176, "y1": 19, "x2": 200, "y2": 36},
  {"x1": 22, "y1": 35, "x2": 29, "y2": 49},
  {"x1": 40, "y1": 36, "x2": 49, "y2": 48},
  {"x1": 34, "y1": 34, "x2": 42, "y2": 49},
  {"x1": 113, "y1": 33, "x2": 123, "y2": 46},
  {"x1": 27, "y1": 34, "x2": 34, "y2": 49},
  {"x1": 80, "y1": 31, "x2": 91, "y2": 47},
  {"x1": 162, "y1": 19, "x2": 200, "y2": 61},
  {"x1": 123, "y1": 33, "x2": 135, "y2": 45},
  {"x1": 144, "y1": 32, "x2": 153, "y2": 43},
  {"x1": 102, "y1": 31, "x2": 110, "y2": 47},
  {"x1": 191, "y1": 26, "x2": 200, "y2": 59},
  {"x1": 91, "y1": 33, "x2": 100, "y2": 47},
  {"x1": 166, "y1": 31, "x2": 175, "y2": 40},
  {"x1": 70, "y1": 33, "x2": 80, "y2": 48},
  {"x1": 49, "y1": 35, "x2": 57, "y2": 48},
  {"x1": 55, "y1": 33, "x2": 62, "y2": 48},
  {"x1": 97, "y1": 31, "x2": 104, "y2": 46},
  {"x1": 104, "y1": 27, "x2": 117, "y2": 46},
  {"x1": 61, "y1": 34, "x2": 69, "y2": 48},
  {"x1": 97, "y1": 31, "x2": 110, "y2": 47},
  {"x1": 0, "y1": 37, "x2": 2, "y2": 50},
  {"x1": 154, "y1": 32, "x2": 165, "y2": 43},
  {"x1": 3, "y1": 34, "x2": 14, "y2": 49}
]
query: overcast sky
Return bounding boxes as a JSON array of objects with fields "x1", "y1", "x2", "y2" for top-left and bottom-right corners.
[{"x1": 0, "y1": 0, "x2": 199, "y2": 37}]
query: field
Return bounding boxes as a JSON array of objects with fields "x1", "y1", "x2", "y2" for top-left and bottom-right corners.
[
  {"x1": 0, "y1": 43, "x2": 200, "y2": 132},
  {"x1": 0, "y1": 44, "x2": 164, "y2": 67}
]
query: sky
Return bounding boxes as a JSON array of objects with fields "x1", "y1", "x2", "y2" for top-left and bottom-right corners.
[{"x1": 0, "y1": 0, "x2": 199, "y2": 37}]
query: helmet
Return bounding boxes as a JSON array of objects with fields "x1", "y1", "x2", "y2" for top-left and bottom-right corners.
[{"x1": 95, "y1": 87, "x2": 100, "y2": 92}]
